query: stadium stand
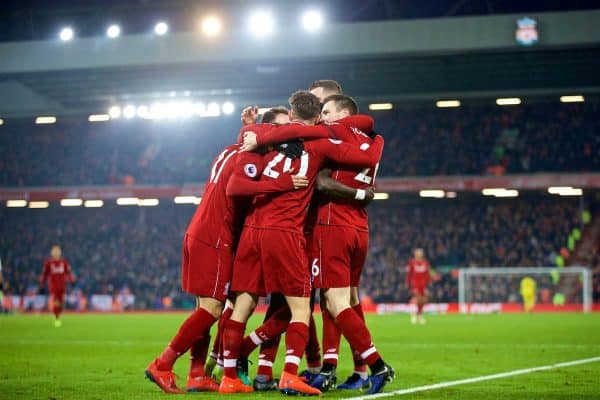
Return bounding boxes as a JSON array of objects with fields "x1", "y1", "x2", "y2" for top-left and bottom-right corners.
[
  {"x1": 1, "y1": 197, "x2": 592, "y2": 309},
  {"x1": 1, "y1": 102, "x2": 598, "y2": 187}
]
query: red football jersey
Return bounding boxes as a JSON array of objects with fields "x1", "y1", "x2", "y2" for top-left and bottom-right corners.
[
  {"x1": 317, "y1": 128, "x2": 380, "y2": 231},
  {"x1": 250, "y1": 116, "x2": 381, "y2": 231},
  {"x1": 406, "y1": 258, "x2": 431, "y2": 288},
  {"x1": 185, "y1": 144, "x2": 248, "y2": 248},
  {"x1": 40, "y1": 258, "x2": 74, "y2": 292},
  {"x1": 241, "y1": 121, "x2": 384, "y2": 234}
]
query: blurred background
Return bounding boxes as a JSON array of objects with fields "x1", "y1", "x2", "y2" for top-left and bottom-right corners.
[{"x1": 0, "y1": 0, "x2": 599, "y2": 312}]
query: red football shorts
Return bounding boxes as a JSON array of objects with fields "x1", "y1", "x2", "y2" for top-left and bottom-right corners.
[
  {"x1": 232, "y1": 227, "x2": 311, "y2": 298},
  {"x1": 311, "y1": 224, "x2": 368, "y2": 289},
  {"x1": 51, "y1": 290, "x2": 65, "y2": 304},
  {"x1": 411, "y1": 286, "x2": 428, "y2": 297},
  {"x1": 181, "y1": 233, "x2": 233, "y2": 302}
]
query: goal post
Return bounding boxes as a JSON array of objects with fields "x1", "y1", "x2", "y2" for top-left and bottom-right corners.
[{"x1": 458, "y1": 267, "x2": 592, "y2": 313}]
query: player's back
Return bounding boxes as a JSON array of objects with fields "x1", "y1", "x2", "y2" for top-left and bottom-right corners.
[
  {"x1": 245, "y1": 139, "x2": 329, "y2": 234},
  {"x1": 317, "y1": 126, "x2": 379, "y2": 231},
  {"x1": 186, "y1": 144, "x2": 247, "y2": 247}
]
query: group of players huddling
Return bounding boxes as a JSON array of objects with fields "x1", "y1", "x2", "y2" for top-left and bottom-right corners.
[{"x1": 143, "y1": 80, "x2": 396, "y2": 396}]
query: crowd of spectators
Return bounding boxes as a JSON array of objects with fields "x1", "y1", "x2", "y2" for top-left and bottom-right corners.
[
  {"x1": 1, "y1": 102, "x2": 598, "y2": 187},
  {"x1": 359, "y1": 196, "x2": 584, "y2": 303},
  {"x1": 1, "y1": 197, "x2": 591, "y2": 309}
]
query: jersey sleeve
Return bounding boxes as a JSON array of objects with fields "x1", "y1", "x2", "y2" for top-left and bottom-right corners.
[
  {"x1": 65, "y1": 262, "x2": 75, "y2": 283},
  {"x1": 226, "y1": 152, "x2": 295, "y2": 196},
  {"x1": 40, "y1": 262, "x2": 49, "y2": 286},
  {"x1": 338, "y1": 114, "x2": 374, "y2": 134},
  {"x1": 316, "y1": 135, "x2": 384, "y2": 168},
  {"x1": 256, "y1": 124, "x2": 333, "y2": 146},
  {"x1": 405, "y1": 262, "x2": 413, "y2": 285}
]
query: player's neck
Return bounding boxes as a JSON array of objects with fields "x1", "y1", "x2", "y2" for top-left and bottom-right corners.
[{"x1": 291, "y1": 118, "x2": 316, "y2": 125}]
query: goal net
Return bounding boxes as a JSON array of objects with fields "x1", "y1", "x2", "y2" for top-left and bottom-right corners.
[{"x1": 458, "y1": 267, "x2": 592, "y2": 313}]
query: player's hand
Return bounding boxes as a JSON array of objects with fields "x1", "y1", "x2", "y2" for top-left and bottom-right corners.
[
  {"x1": 241, "y1": 106, "x2": 258, "y2": 126},
  {"x1": 276, "y1": 140, "x2": 304, "y2": 159},
  {"x1": 291, "y1": 175, "x2": 309, "y2": 190},
  {"x1": 241, "y1": 131, "x2": 258, "y2": 152},
  {"x1": 364, "y1": 186, "x2": 375, "y2": 204}
]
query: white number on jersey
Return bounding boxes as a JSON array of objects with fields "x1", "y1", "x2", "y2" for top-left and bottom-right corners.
[
  {"x1": 354, "y1": 163, "x2": 379, "y2": 185},
  {"x1": 311, "y1": 258, "x2": 320, "y2": 277},
  {"x1": 209, "y1": 148, "x2": 238, "y2": 183},
  {"x1": 263, "y1": 152, "x2": 309, "y2": 178}
]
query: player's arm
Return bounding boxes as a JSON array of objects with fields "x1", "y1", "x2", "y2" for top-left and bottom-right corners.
[
  {"x1": 226, "y1": 152, "x2": 308, "y2": 197},
  {"x1": 320, "y1": 135, "x2": 384, "y2": 168},
  {"x1": 39, "y1": 262, "x2": 48, "y2": 287},
  {"x1": 66, "y1": 262, "x2": 75, "y2": 284},
  {"x1": 316, "y1": 168, "x2": 375, "y2": 206},
  {"x1": 338, "y1": 114, "x2": 374, "y2": 134},
  {"x1": 259, "y1": 124, "x2": 331, "y2": 145},
  {"x1": 405, "y1": 263, "x2": 412, "y2": 287}
]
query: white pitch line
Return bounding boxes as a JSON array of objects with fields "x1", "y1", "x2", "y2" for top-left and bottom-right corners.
[{"x1": 348, "y1": 356, "x2": 600, "y2": 400}]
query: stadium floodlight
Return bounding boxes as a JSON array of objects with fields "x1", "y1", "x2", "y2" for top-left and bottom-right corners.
[
  {"x1": 84, "y1": 200, "x2": 104, "y2": 208},
  {"x1": 419, "y1": 189, "x2": 445, "y2": 198},
  {"x1": 106, "y1": 24, "x2": 121, "y2": 39},
  {"x1": 368, "y1": 103, "x2": 393, "y2": 111},
  {"x1": 136, "y1": 105, "x2": 152, "y2": 119},
  {"x1": 6, "y1": 200, "x2": 27, "y2": 208},
  {"x1": 88, "y1": 114, "x2": 110, "y2": 122},
  {"x1": 35, "y1": 116, "x2": 56, "y2": 124},
  {"x1": 180, "y1": 102, "x2": 194, "y2": 118},
  {"x1": 482, "y1": 188, "x2": 519, "y2": 197},
  {"x1": 374, "y1": 192, "x2": 389, "y2": 200},
  {"x1": 59, "y1": 27, "x2": 74, "y2": 41},
  {"x1": 496, "y1": 97, "x2": 521, "y2": 105},
  {"x1": 123, "y1": 105, "x2": 136, "y2": 119},
  {"x1": 0, "y1": 118, "x2": 4, "y2": 125},
  {"x1": 174, "y1": 196, "x2": 201, "y2": 204},
  {"x1": 60, "y1": 199, "x2": 83, "y2": 207},
  {"x1": 222, "y1": 102, "x2": 235, "y2": 115},
  {"x1": 301, "y1": 10, "x2": 323, "y2": 32},
  {"x1": 548, "y1": 186, "x2": 583, "y2": 196},
  {"x1": 29, "y1": 201, "x2": 49, "y2": 209},
  {"x1": 436, "y1": 100, "x2": 461, "y2": 108},
  {"x1": 116, "y1": 197, "x2": 139, "y2": 206},
  {"x1": 154, "y1": 21, "x2": 169, "y2": 36},
  {"x1": 108, "y1": 106, "x2": 121, "y2": 119},
  {"x1": 206, "y1": 102, "x2": 221, "y2": 117},
  {"x1": 248, "y1": 10, "x2": 275, "y2": 38},
  {"x1": 138, "y1": 198, "x2": 159, "y2": 206},
  {"x1": 560, "y1": 95, "x2": 584, "y2": 103},
  {"x1": 150, "y1": 102, "x2": 167, "y2": 119},
  {"x1": 201, "y1": 15, "x2": 222, "y2": 37}
]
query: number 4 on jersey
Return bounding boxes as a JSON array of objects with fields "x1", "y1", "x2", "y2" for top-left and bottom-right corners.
[{"x1": 354, "y1": 163, "x2": 380, "y2": 184}]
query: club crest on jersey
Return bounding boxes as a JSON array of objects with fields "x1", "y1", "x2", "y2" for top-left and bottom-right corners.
[{"x1": 244, "y1": 163, "x2": 258, "y2": 178}]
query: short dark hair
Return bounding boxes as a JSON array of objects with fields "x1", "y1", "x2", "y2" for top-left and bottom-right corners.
[
  {"x1": 322, "y1": 94, "x2": 359, "y2": 115},
  {"x1": 288, "y1": 90, "x2": 321, "y2": 121},
  {"x1": 308, "y1": 79, "x2": 343, "y2": 95},
  {"x1": 262, "y1": 106, "x2": 289, "y2": 124}
]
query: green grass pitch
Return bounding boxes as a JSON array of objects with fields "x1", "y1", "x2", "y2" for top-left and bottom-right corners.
[{"x1": 1, "y1": 312, "x2": 599, "y2": 399}]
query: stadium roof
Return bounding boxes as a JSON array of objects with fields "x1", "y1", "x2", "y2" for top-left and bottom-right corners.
[
  {"x1": 1, "y1": 0, "x2": 599, "y2": 42},
  {"x1": 1, "y1": 9, "x2": 599, "y2": 118}
]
